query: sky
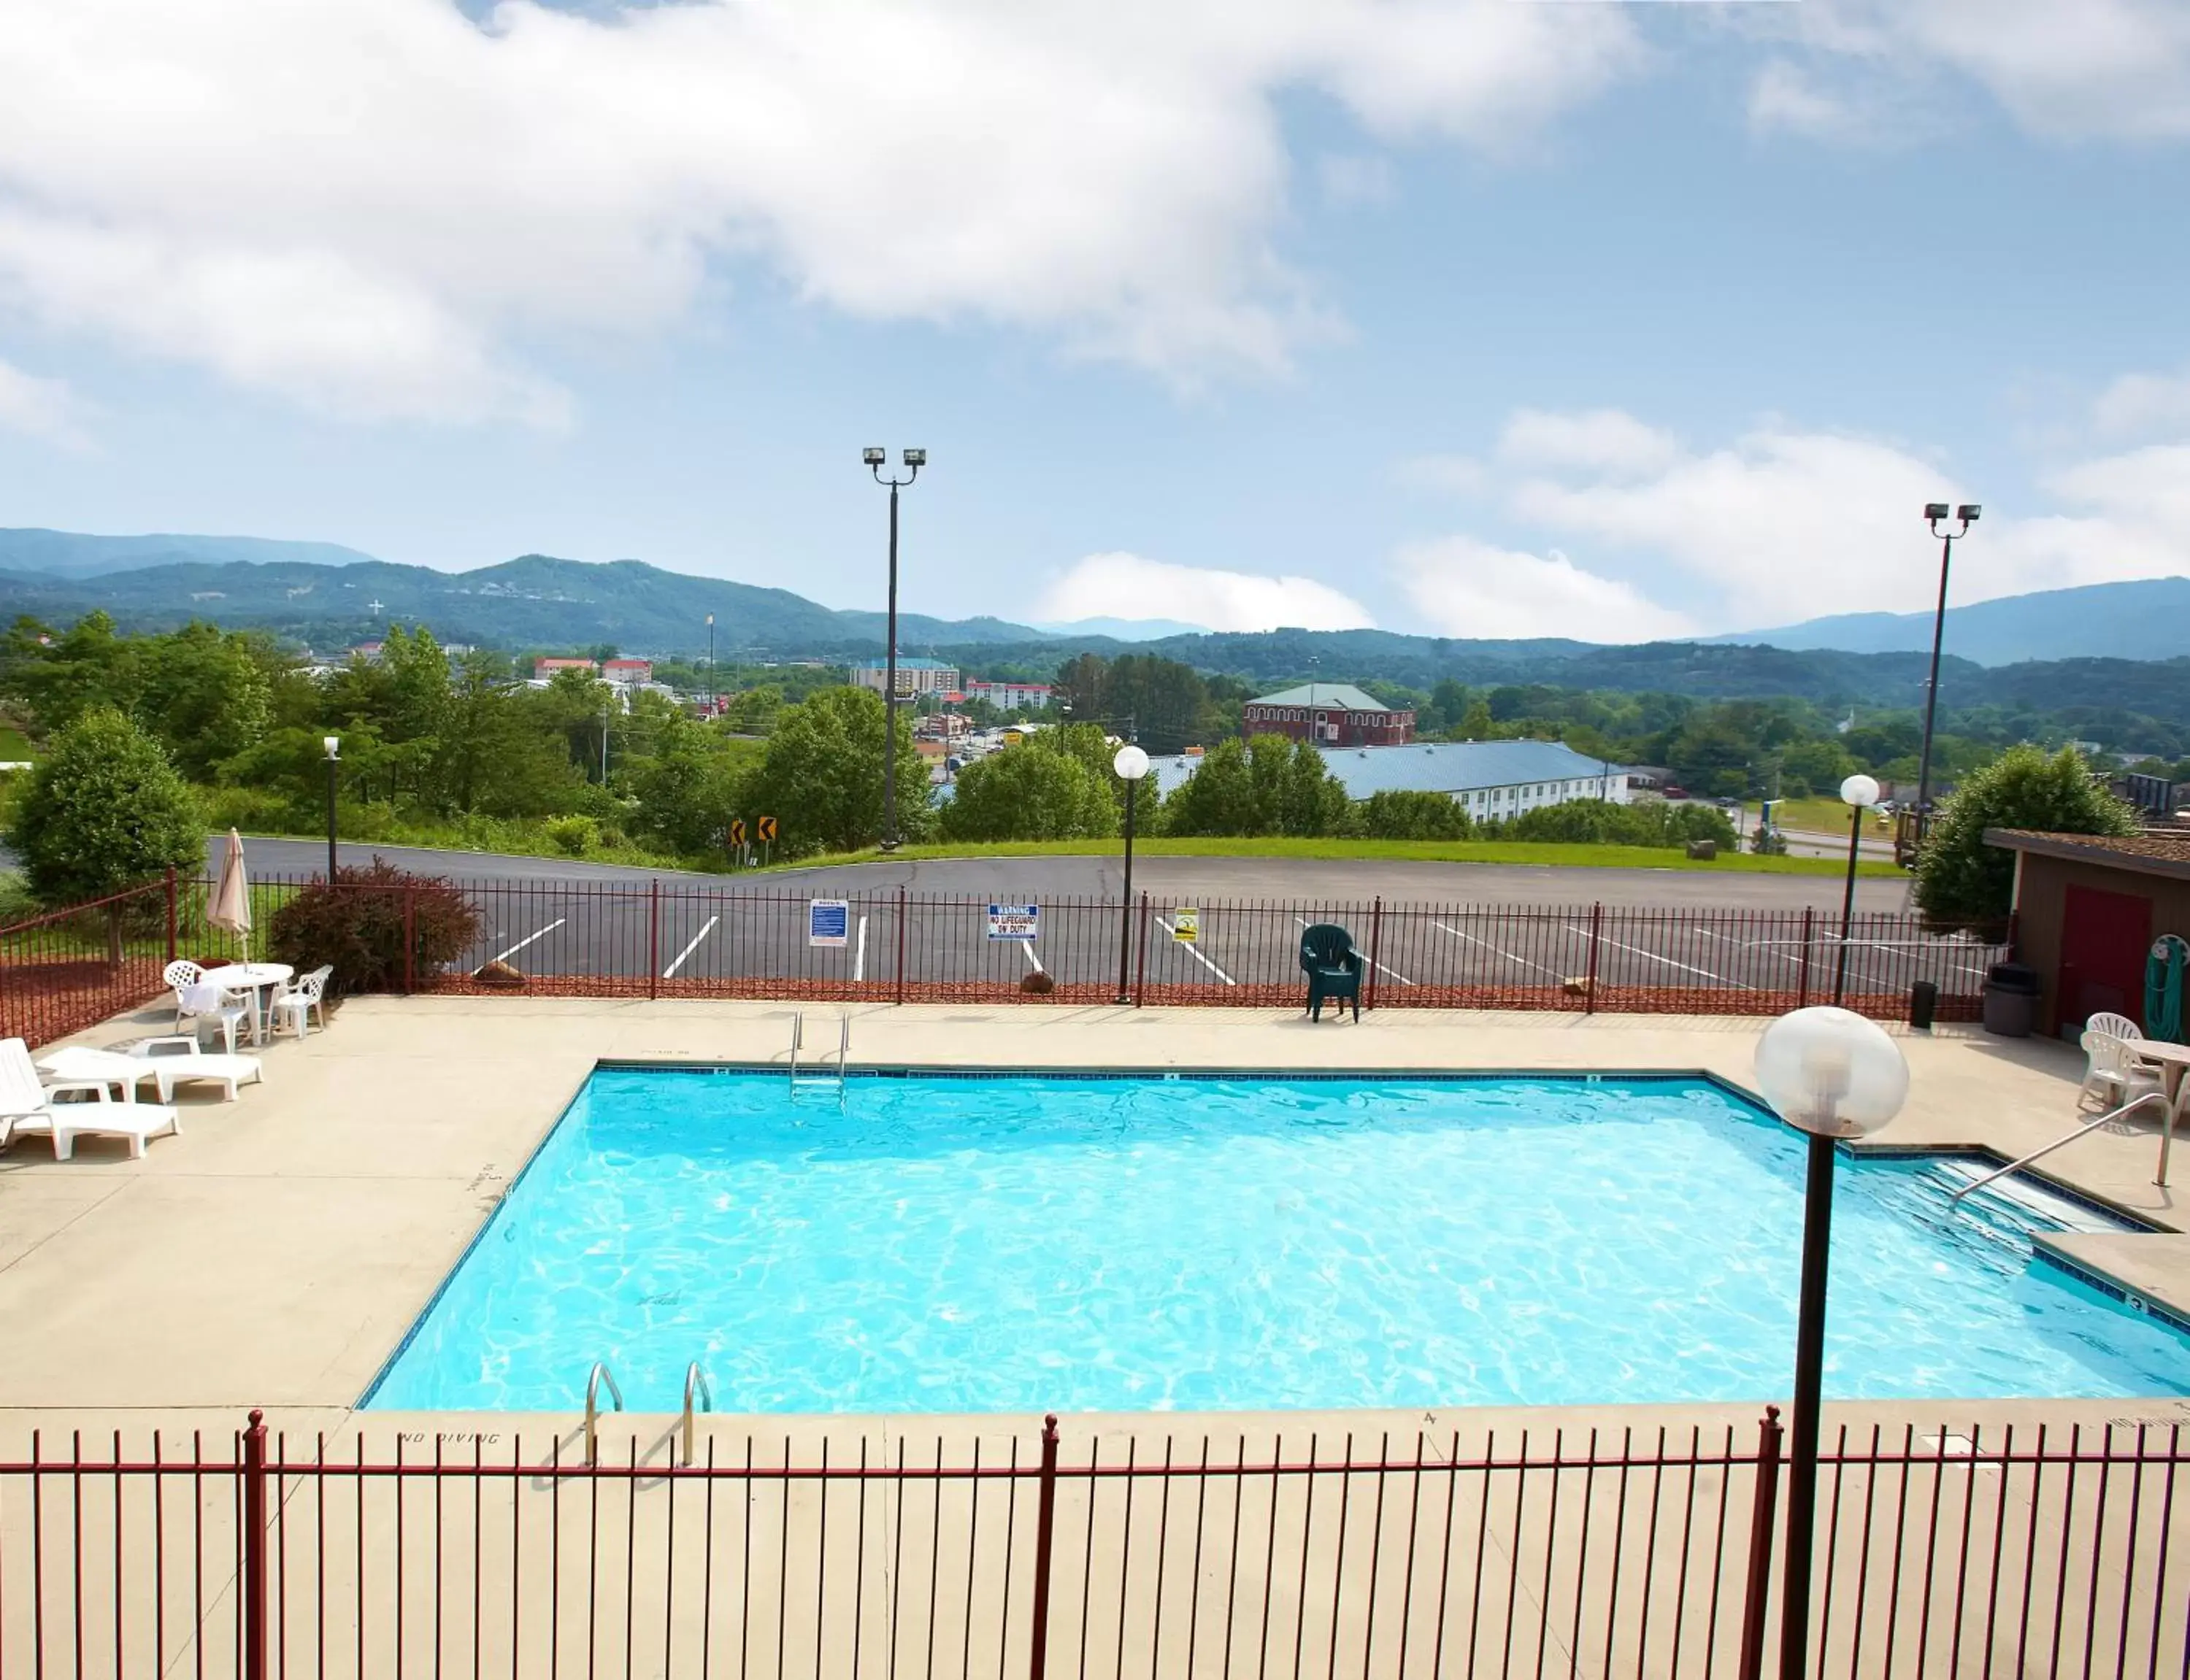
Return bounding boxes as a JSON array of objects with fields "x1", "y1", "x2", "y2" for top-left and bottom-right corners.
[{"x1": 0, "y1": 0, "x2": 2186, "y2": 641}]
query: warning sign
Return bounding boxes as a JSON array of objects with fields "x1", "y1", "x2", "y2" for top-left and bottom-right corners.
[
  {"x1": 728, "y1": 818, "x2": 747, "y2": 846},
  {"x1": 986, "y1": 903, "x2": 1039, "y2": 941},
  {"x1": 808, "y1": 899, "x2": 850, "y2": 947},
  {"x1": 756, "y1": 815, "x2": 778, "y2": 842},
  {"x1": 1172, "y1": 907, "x2": 1200, "y2": 944}
]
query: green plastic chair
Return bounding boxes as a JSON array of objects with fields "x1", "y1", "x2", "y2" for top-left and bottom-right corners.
[{"x1": 1299, "y1": 923, "x2": 1363, "y2": 1022}]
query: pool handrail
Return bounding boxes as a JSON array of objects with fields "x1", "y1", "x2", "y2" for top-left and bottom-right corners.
[
  {"x1": 681, "y1": 1362, "x2": 714, "y2": 1466},
  {"x1": 583, "y1": 1360, "x2": 623, "y2": 1463},
  {"x1": 1948, "y1": 1089, "x2": 2169, "y2": 1206}
]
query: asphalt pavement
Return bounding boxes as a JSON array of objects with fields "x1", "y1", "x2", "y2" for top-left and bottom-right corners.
[{"x1": 214, "y1": 836, "x2": 1980, "y2": 1006}]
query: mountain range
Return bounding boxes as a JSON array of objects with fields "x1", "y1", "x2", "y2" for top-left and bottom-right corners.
[
  {"x1": 1716, "y1": 577, "x2": 2190, "y2": 666},
  {"x1": 4, "y1": 528, "x2": 2190, "y2": 728}
]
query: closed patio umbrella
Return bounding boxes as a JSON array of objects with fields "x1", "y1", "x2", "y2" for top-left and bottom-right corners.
[{"x1": 208, "y1": 828, "x2": 252, "y2": 938}]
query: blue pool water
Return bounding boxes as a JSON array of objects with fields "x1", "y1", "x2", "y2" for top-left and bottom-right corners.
[{"x1": 366, "y1": 1071, "x2": 2190, "y2": 1414}]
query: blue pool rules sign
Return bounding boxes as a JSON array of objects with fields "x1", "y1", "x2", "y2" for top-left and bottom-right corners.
[
  {"x1": 808, "y1": 898, "x2": 850, "y2": 948},
  {"x1": 987, "y1": 903, "x2": 1039, "y2": 941}
]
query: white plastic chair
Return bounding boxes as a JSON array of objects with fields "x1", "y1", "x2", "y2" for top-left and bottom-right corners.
[
  {"x1": 269, "y1": 966, "x2": 333, "y2": 1040},
  {"x1": 176, "y1": 976, "x2": 253, "y2": 1055},
  {"x1": 162, "y1": 959, "x2": 203, "y2": 1031},
  {"x1": 2079, "y1": 1017, "x2": 2162, "y2": 1114}
]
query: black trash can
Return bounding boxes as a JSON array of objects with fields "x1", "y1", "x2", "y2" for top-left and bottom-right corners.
[{"x1": 1982, "y1": 961, "x2": 2040, "y2": 1038}]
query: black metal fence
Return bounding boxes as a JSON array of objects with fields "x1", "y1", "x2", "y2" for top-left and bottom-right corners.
[
  {"x1": 2, "y1": 1411, "x2": 2182, "y2": 1679},
  {"x1": 0, "y1": 871, "x2": 2008, "y2": 1048}
]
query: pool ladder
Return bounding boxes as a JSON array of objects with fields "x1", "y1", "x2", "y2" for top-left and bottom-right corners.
[
  {"x1": 789, "y1": 1011, "x2": 849, "y2": 1103},
  {"x1": 580, "y1": 1359, "x2": 714, "y2": 1466}
]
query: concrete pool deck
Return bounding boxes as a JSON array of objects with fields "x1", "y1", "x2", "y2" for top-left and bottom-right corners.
[{"x1": 2, "y1": 995, "x2": 2187, "y2": 1421}]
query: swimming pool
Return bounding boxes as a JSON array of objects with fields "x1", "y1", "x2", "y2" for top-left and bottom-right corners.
[{"x1": 366, "y1": 1069, "x2": 2190, "y2": 1414}]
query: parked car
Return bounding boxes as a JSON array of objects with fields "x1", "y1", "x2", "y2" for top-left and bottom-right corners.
[{"x1": 1662, "y1": 784, "x2": 1689, "y2": 800}]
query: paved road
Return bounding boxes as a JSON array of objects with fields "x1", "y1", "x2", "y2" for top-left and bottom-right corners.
[{"x1": 219, "y1": 838, "x2": 1986, "y2": 1005}]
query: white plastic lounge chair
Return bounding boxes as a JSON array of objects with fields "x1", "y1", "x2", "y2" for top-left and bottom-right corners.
[
  {"x1": 0, "y1": 1038, "x2": 180, "y2": 1160},
  {"x1": 269, "y1": 966, "x2": 332, "y2": 1040},
  {"x1": 162, "y1": 959, "x2": 203, "y2": 1031},
  {"x1": 177, "y1": 977, "x2": 253, "y2": 1054},
  {"x1": 2079, "y1": 1017, "x2": 2162, "y2": 1114},
  {"x1": 126, "y1": 1036, "x2": 264, "y2": 1102}
]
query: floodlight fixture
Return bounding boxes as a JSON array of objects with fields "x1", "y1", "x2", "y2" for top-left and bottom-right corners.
[
  {"x1": 1956, "y1": 504, "x2": 1980, "y2": 523},
  {"x1": 903, "y1": 448, "x2": 927, "y2": 468},
  {"x1": 862, "y1": 447, "x2": 886, "y2": 466},
  {"x1": 1923, "y1": 502, "x2": 1950, "y2": 522}
]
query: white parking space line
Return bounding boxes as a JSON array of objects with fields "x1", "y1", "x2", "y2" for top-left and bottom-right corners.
[
  {"x1": 1022, "y1": 941, "x2": 1045, "y2": 975},
  {"x1": 661, "y1": 914, "x2": 719, "y2": 979},
  {"x1": 853, "y1": 915, "x2": 869, "y2": 982},
  {"x1": 1694, "y1": 927, "x2": 1809, "y2": 979},
  {"x1": 1432, "y1": 921, "x2": 1567, "y2": 981},
  {"x1": 1157, "y1": 918, "x2": 1237, "y2": 985},
  {"x1": 493, "y1": 918, "x2": 565, "y2": 963},
  {"x1": 1571, "y1": 923, "x2": 1753, "y2": 990},
  {"x1": 1294, "y1": 917, "x2": 1411, "y2": 986}
]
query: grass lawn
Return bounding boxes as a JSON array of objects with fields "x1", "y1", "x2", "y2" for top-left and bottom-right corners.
[
  {"x1": 1767, "y1": 795, "x2": 1899, "y2": 836},
  {"x1": 775, "y1": 836, "x2": 1907, "y2": 877},
  {"x1": 0, "y1": 725, "x2": 35, "y2": 761}
]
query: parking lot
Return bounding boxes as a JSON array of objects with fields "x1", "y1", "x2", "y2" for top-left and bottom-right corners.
[{"x1": 226, "y1": 840, "x2": 1989, "y2": 1016}]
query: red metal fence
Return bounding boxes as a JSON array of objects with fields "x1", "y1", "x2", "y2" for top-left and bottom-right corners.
[
  {"x1": 2, "y1": 1411, "x2": 2182, "y2": 1679},
  {"x1": 0, "y1": 871, "x2": 2008, "y2": 1048}
]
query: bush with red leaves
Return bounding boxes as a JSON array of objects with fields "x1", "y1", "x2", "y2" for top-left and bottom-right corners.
[{"x1": 266, "y1": 860, "x2": 480, "y2": 995}]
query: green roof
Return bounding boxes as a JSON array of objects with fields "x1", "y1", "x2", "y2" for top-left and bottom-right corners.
[{"x1": 1248, "y1": 683, "x2": 1391, "y2": 712}]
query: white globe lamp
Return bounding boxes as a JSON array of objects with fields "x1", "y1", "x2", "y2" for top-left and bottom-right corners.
[{"x1": 1113, "y1": 744, "x2": 1150, "y2": 782}]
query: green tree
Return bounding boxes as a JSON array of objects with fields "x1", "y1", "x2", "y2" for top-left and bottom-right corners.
[
  {"x1": 1161, "y1": 739, "x2": 1257, "y2": 836},
  {"x1": 135, "y1": 623, "x2": 272, "y2": 781},
  {"x1": 9, "y1": 707, "x2": 203, "y2": 906},
  {"x1": 1914, "y1": 744, "x2": 2139, "y2": 928},
  {"x1": 1359, "y1": 789, "x2": 1471, "y2": 839},
  {"x1": 941, "y1": 743, "x2": 1117, "y2": 841},
  {"x1": 737, "y1": 687, "x2": 934, "y2": 856}
]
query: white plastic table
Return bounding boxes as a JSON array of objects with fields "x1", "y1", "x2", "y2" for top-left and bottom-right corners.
[
  {"x1": 2128, "y1": 1039, "x2": 2190, "y2": 1187},
  {"x1": 206, "y1": 962, "x2": 293, "y2": 1046}
]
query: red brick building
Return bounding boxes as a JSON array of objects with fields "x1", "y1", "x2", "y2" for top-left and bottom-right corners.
[{"x1": 1240, "y1": 683, "x2": 1414, "y2": 749}]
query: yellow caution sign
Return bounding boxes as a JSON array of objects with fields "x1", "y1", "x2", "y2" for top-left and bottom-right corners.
[
  {"x1": 729, "y1": 819, "x2": 747, "y2": 846},
  {"x1": 1172, "y1": 907, "x2": 1199, "y2": 944},
  {"x1": 756, "y1": 815, "x2": 778, "y2": 842}
]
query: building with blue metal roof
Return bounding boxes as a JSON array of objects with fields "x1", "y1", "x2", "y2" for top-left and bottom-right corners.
[{"x1": 1148, "y1": 739, "x2": 1628, "y2": 817}]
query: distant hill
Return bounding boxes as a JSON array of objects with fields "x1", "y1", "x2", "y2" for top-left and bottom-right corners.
[
  {"x1": 0, "y1": 527, "x2": 378, "y2": 580},
  {"x1": 1034, "y1": 616, "x2": 1210, "y2": 641},
  {"x1": 1718, "y1": 577, "x2": 2190, "y2": 666},
  {"x1": 0, "y1": 550, "x2": 1047, "y2": 655}
]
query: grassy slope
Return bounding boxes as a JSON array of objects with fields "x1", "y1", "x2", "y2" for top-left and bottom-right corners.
[
  {"x1": 1767, "y1": 795, "x2": 1899, "y2": 835},
  {"x1": 775, "y1": 836, "x2": 1907, "y2": 876}
]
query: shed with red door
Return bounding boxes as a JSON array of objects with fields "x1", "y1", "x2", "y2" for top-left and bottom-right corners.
[{"x1": 1984, "y1": 828, "x2": 2190, "y2": 1038}]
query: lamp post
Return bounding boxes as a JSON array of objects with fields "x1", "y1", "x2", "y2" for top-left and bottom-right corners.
[
  {"x1": 1914, "y1": 503, "x2": 1979, "y2": 849},
  {"x1": 706, "y1": 612, "x2": 716, "y2": 719},
  {"x1": 1113, "y1": 742, "x2": 1150, "y2": 1003},
  {"x1": 1832, "y1": 773, "x2": 1880, "y2": 1006},
  {"x1": 321, "y1": 736, "x2": 341, "y2": 882},
  {"x1": 1753, "y1": 1006, "x2": 1910, "y2": 1680},
  {"x1": 865, "y1": 447, "x2": 926, "y2": 851}
]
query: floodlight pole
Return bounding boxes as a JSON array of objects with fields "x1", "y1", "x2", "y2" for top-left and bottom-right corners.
[
  {"x1": 1832, "y1": 804, "x2": 1862, "y2": 1006},
  {"x1": 1913, "y1": 506, "x2": 1978, "y2": 849},
  {"x1": 868, "y1": 450, "x2": 925, "y2": 851}
]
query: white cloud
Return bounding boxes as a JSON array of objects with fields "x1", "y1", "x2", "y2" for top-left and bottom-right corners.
[
  {"x1": 1317, "y1": 153, "x2": 1396, "y2": 209},
  {"x1": 1496, "y1": 409, "x2": 1680, "y2": 478},
  {"x1": 0, "y1": 358, "x2": 93, "y2": 447},
  {"x1": 1434, "y1": 404, "x2": 2190, "y2": 634},
  {"x1": 0, "y1": 0, "x2": 1642, "y2": 424},
  {"x1": 1040, "y1": 552, "x2": 1375, "y2": 633},
  {"x1": 1744, "y1": 0, "x2": 2190, "y2": 143},
  {"x1": 1392, "y1": 537, "x2": 1694, "y2": 642},
  {"x1": 2093, "y1": 366, "x2": 2190, "y2": 439}
]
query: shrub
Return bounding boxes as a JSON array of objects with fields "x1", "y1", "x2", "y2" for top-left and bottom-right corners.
[
  {"x1": 1496, "y1": 798, "x2": 1737, "y2": 850},
  {"x1": 9, "y1": 707, "x2": 204, "y2": 906},
  {"x1": 544, "y1": 814, "x2": 595, "y2": 856},
  {"x1": 266, "y1": 860, "x2": 481, "y2": 994},
  {"x1": 1358, "y1": 789, "x2": 1471, "y2": 840},
  {"x1": 1916, "y1": 744, "x2": 2139, "y2": 929}
]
